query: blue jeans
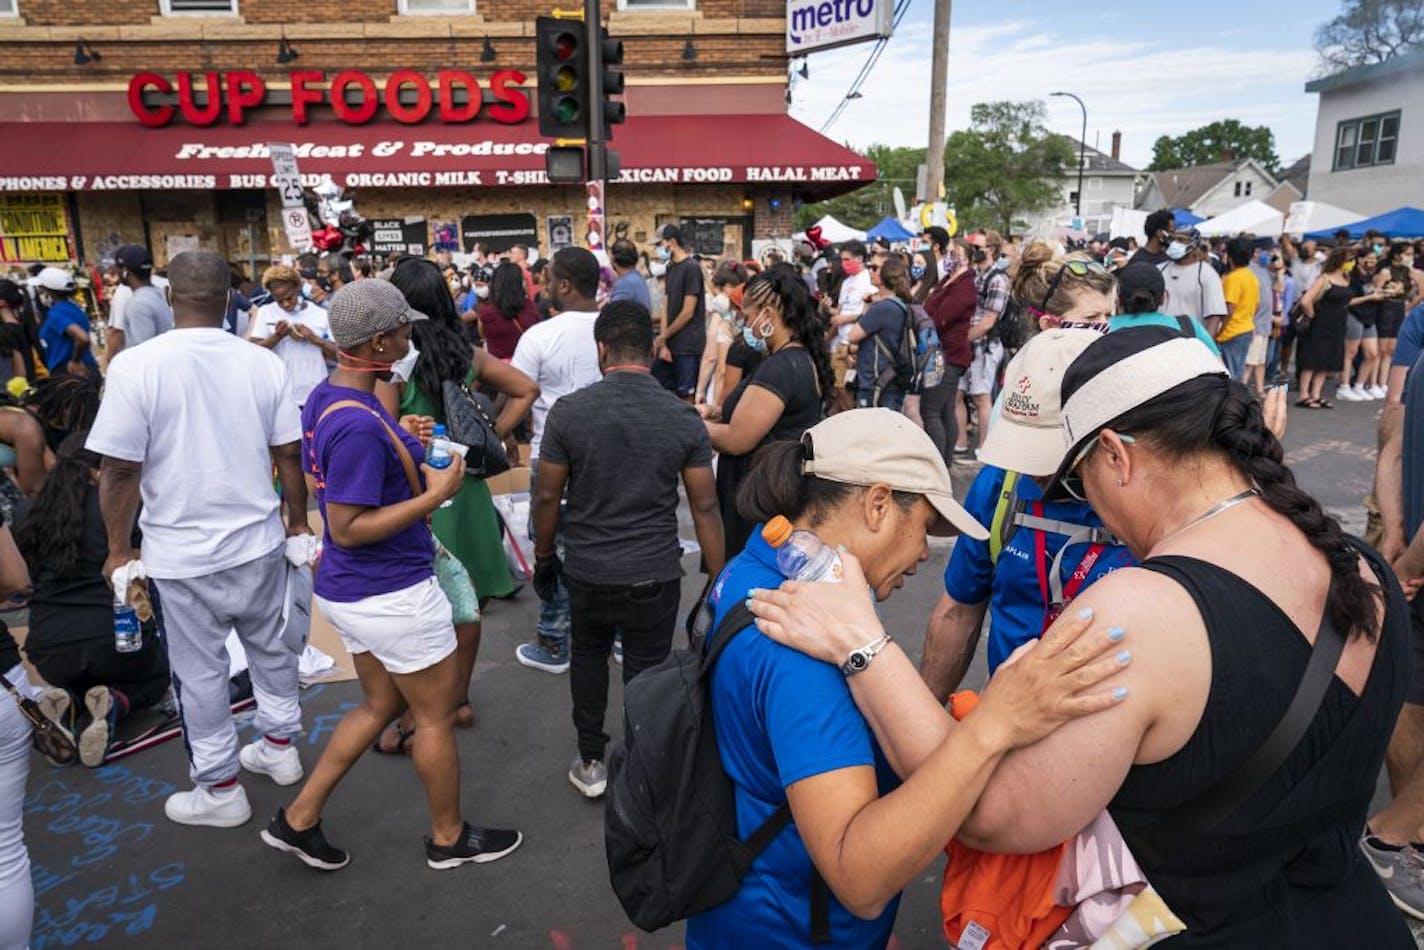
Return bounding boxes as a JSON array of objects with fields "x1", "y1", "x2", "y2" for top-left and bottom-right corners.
[
  {"x1": 528, "y1": 459, "x2": 571, "y2": 652},
  {"x1": 857, "y1": 387, "x2": 905, "y2": 412},
  {"x1": 1218, "y1": 333, "x2": 1251, "y2": 381}
]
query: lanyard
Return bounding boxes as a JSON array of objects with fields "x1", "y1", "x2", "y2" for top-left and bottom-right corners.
[{"x1": 1031, "y1": 500, "x2": 1105, "y2": 632}]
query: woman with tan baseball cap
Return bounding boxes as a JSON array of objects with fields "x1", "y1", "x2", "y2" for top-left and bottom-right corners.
[{"x1": 684, "y1": 408, "x2": 1131, "y2": 946}]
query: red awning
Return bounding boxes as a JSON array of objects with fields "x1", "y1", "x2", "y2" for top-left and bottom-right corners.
[{"x1": 0, "y1": 115, "x2": 874, "y2": 198}]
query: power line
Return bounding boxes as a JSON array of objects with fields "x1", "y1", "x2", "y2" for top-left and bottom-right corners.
[{"x1": 819, "y1": 0, "x2": 914, "y2": 134}]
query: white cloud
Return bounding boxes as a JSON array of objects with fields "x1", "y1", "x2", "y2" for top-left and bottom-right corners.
[{"x1": 791, "y1": 20, "x2": 1320, "y2": 168}]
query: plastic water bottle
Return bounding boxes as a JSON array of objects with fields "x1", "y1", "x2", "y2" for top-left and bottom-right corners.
[
  {"x1": 426, "y1": 424, "x2": 455, "y2": 508},
  {"x1": 762, "y1": 516, "x2": 844, "y2": 583},
  {"x1": 114, "y1": 602, "x2": 142, "y2": 654}
]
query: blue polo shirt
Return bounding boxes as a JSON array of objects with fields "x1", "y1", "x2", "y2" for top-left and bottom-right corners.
[
  {"x1": 39, "y1": 299, "x2": 98, "y2": 373},
  {"x1": 686, "y1": 527, "x2": 900, "y2": 950},
  {"x1": 609, "y1": 269, "x2": 652, "y2": 310},
  {"x1": 944, "y1": 465, "x2": 1135, "y2": 672}
]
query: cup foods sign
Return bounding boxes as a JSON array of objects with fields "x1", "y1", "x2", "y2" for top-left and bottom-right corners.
[{"x1": 786, "y1": 0, "x2": 892, "y2": 54}]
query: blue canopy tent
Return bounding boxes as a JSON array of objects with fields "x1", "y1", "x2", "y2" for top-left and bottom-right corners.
[
  {"x1": 866, "y1": 216, "x2": 916, "y2": 243},
  {"x1": 1171, "y1": 208, "x2": 1205, "y2": 227},
  {"x1": 1306, "y1": 206, "x2": 1424, "y2": 240}
]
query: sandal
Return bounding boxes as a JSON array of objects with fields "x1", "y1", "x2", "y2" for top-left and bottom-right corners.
[
  {"x1": 1318, "y1": 400, "x2": 1334, "y2": 409},
  {"x1": 1295, "y1": 398, "x2": 1317, "y2": 408},
  {"x1": 455, "y1": 699, "x2": 474, "y2": 730},
  {"x1": 371, "y1": 721, "x2": 416, "y2": 755}
]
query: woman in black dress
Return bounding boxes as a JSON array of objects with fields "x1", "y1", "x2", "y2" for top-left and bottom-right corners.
[
  {"x1": 1374, "y1": 243, "x2": 1420, "y2": 390},
  {"x1": 1297, "y1": 247, "x2": 1360, "y2": 409},
  {"x1": 702, "y1": 265, "x2": 833, "y2": 558}
]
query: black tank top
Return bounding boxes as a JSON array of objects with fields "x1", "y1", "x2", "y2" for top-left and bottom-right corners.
[{"x1": 1108, "y1": 541, "x2": 1412, "y2": 948}]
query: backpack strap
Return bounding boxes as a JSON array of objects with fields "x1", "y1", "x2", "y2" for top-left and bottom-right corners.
[
  {"x1": 1015, "y1": 512, "x2": 1116, "y2": 545},
  {"x1": 710, "y1": 599, "x2": 833, "y2": 944},
  {"x1": 988, "y1": 471, "x2": 1022, "y2": 564},
  {"x1": 316, "y1": 399, "x2": 423, "y2": 498},
  {"x1": 1175, "y1": 315, "x2": 1195, "y2": 340}
]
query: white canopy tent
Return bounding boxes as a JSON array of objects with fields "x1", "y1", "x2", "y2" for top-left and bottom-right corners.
[
  {"x1": 1194, "y1": 200, "x2": 1284, "y2": 238},
  {"x1": 812, "y1": 214, "x2": 867, "y2": 243},
  {"x1": 1283, "y1": 200, "x2": 1364, "y2": 237}
]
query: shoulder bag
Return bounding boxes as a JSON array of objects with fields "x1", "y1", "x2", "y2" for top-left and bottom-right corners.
[
  {"x1": 441, "y1": 354, "x2": 511, "y2": 479},
  {"x1": 1, "y1": 671, "x2": 78, "y2": 767}
]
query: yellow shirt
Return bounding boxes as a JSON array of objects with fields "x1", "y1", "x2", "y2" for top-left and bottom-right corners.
[{"x1": 1217, "y1": 268, "x2": 1260, "y2": 342}]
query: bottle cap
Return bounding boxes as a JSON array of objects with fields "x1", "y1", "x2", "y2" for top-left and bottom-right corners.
[
  {"x1": 432, "y1": 423, "x2": 446, "y2": 437},
  {"x1": 761, "y1": 515, "x2": 793, "y2": 548}
]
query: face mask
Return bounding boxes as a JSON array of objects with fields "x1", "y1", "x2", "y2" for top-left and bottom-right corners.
[
  {"x1": 841, "y1": 260, "x2": 863, "y2": 277},
  {"x1": 910, "y1": 263, "x2": 927, "y2": 281},
  {"x1": 1258, "y1": 253, "x2": 1271, "y2": 268},
  {"x1": 475, "y1": 285, "x2": 490, "y2": 300},
  {"x1": 1055, "y1": 319, "x2": 1111, "y2": 335},
  {"x1": 301, "y1": 282, "x2": 314, "y2": 300},
  {"x1": 1314, "y1": 251, "x2": 1327, "y2": 262},
  {"x1": 1343, "y1": 261, "x2": 1356, "y2": 273},
  {"x1": 649, "y1": 261, "x2": 667, "y2": 278},
  {"x1": 1166, "y1": 242, "x2": 1189, "y2": 262},
  {"x1": 994, "y1": 255, "x2": 1010, "y2": 271},
  {"x1": 1374, "y1": 244, "x2": 1384, "y2": 255},
  {"x1": 656, "y1": 245, "x2": 671, "y2": 261},
  {"x1": 390, "y1": 343, "x2": 420, "y2": 384},
  {"x1": 712, "y1": 293, "x2": 730, "y2": 313},
  {"x1": 971, "y1": 248, "x2": 988, "y2": 265},
  {"x1": 741, "y1": 325, "x2": 769, "y2": 354}
]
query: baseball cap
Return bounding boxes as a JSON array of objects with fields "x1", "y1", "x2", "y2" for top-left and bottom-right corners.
[
  {"x1": 1115, "y1": 262, "x2": 1165, "y2": 303},
  {"x1": 326, "y1": 279, "x2": 428, "y2": 349},
  {"x1": 800, "y1": 409, "x2": 988, "y2": 540},
  {"x1": 114, "y1": 245, "x2": 154, "y2": 274},
  {"x1": 36, "y1": 267, "x2": 75, "y2": 293},
  {"x1": 975, "y1": 329, "x2": 1101, "y2": 476},
  {"x1": 1045, "y1": 326, "x2": 1227, "y2": 499}
]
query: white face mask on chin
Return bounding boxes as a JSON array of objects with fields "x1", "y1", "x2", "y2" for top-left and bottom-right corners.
[
  {"x1": 390, "y1": 342, "x2": 420, "y2": 384},
  {"x1": 649, "y1": 262, "x2": 668, "y2": 278}
]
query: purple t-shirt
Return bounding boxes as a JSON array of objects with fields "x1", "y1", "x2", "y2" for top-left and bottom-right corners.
[{"x1": 302, "y1": 379, "x2": 434, "y2": 603}]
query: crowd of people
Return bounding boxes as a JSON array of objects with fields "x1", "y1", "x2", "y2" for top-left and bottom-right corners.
[{"x1": 0, "y1": 206, "x2": 1421, "y2": 949}]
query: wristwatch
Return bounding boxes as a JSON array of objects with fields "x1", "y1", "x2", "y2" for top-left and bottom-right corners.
[{"x1": 840, "y1": 634, "x2": 892, "y2": 677}]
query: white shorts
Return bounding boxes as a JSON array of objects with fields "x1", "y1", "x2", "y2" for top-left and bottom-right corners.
[
  {"x1": 958, "y1": 340, "x2": 1004, "y2": 396},
  {"x1": 1245, "y1": 333, "x2": 1270, "y2": 366},
  {"x1": 315, "y1": 576, "x2": 456, "y2": 675}
]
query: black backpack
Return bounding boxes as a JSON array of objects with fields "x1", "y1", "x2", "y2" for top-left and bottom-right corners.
[{"x1": 605, "y1": 602, "x2": 831, "y2": 941}]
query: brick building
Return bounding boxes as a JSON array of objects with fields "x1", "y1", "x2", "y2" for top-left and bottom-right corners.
[{"x1": 0, "y1": 0, "x2": 873, "y2": 275}]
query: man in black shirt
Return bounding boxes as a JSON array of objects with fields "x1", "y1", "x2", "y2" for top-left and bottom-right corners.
[
  {"x1": 651, "y1": 225, "x2": 706, "y2": 402},
  {"x1": 533, "y1": 300, "x2": 725, "y2": 799},
  {"x1": 1128, "y1": 209, "x2": 1176, "y2": 267}
]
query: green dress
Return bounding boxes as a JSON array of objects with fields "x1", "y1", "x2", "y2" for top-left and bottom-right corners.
[{"x1": 400, "y1": 369, "x2": 517, "y2": 600}]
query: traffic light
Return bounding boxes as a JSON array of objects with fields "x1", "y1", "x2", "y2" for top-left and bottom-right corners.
[
  {"x1": 599, "y1": 30, "x2": 626, "y2": 139},
  {"x1": 536, "y1": 17, "x2": 588, "y2": 139}
]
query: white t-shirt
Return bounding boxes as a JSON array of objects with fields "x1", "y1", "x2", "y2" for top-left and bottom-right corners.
[
  {"x1": 1293, "y1": 259, "x2": 1323, "y2": 298},
  {"x1": 510, "y1": 310, "x2": 601, "y2": 460},
  {"x1": 248, "y1": 300, "x2": 331, "y2": 407},
  {"x1": 1158, "y1": 261, "x2": 1228, "y2": 321},
  {"x1": 835, "y1": 270, "x2": 873, "y2": 346},
  {"x1": 108, "y1": 284, "x2": 133, "y2": 333},
  {"x1": 87, "y1": 327, "x2": 301, "y2": 580}
]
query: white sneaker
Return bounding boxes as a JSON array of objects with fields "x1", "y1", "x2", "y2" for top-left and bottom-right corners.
[
  {"x1": 165, "y1": 784, "x2": 252, "y2": 828},
  {"x1": 1370, "y1": 384, "x2": 1388, "y2": 399},
  {"x1": 1337, "y1": 385, "x2": 1363, "y2": 401},
  {"x1": 568, "y1": 756, "x2": 608, "y2": 799},
  {"x1": 240, "y1": 738, "x2": 304, "y2": 786}
]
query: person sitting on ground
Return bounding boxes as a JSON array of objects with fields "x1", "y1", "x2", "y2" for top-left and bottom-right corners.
[
  {"x1": 1110, "y1": 262, "x2": 1221, "y2": 354},
  {"x1": 686, "y1": 408, "x2": 1131, "y2": 946},
  {"x1": 263, "y1": 278, "x2": 522, "y2": 872},
  {"x1": 754, "y1": 327, "x2": 1413, "y2": 947},
  {"x1": 15, "y1": 431, "x2": 170, "y2": 767}
]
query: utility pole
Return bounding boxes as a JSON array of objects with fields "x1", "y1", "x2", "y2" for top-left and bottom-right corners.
[{"x1": 923, "y1": 0, "x2": 951, "y2": 205}]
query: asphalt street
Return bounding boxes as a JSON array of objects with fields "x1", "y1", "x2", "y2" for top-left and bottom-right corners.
[{"x1": 18, "y1": 395, "x2": 1401, "y2": 950}]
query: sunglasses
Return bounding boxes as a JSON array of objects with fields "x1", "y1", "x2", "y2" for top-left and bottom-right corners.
[
  {"x1": 1041, "y1": 259, "x2": 1110, "y2": 313},
  {"x1": 1061, "y1": 431, "x2": 1136, "y2": 502}
]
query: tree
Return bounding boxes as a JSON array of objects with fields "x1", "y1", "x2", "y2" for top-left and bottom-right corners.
[
  {"x1": 1148, "y1": 120, "x2": 1282, "y2": 176},
  {"x1": 1315, "y1": 0, "x2": 1424, "y2": 72},
  {"x1": 941, "y1": 101, "x2": 1074, "y2": 235},
  {"x1": 795, "y1": 144, "x2": 926, "y2": 231}
]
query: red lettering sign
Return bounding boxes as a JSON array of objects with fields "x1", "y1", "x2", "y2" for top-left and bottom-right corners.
[{"x1": 125, "y1": 69, "x2": 530, "y2": 127}]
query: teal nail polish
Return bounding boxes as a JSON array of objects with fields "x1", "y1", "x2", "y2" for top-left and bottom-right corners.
[
  {"x1": 1112, "y1": 687, "x2": 1129, "y2": 701},
  {"x1": 1107, "y1": 626, "x2": 1125, "y2": 642},
  {"x1": 744, "y1": 598, "x2": 754, "y2": 609},
  {"x1": 1116, "y1": 650, "x2": 1131, "y2": 665},
  {"x1": 1077, "y1": 607, "x2": 1094, "y2": 620}
]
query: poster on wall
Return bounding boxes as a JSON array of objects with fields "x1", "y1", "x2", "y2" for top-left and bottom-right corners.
[
  {"x1": 0, "y1": 193, "x2": 72, "y2": 263},
  {"x1": 461, "y1": 213, "x2": 538, "y2": 255},
  {"x1": 371, "y1": 218, "x2": 429, "y2": 258},
  {"x1": 432, "y1": 221, "x2": 460, "y2": 253},
  {"x1": 546, "y1": 216, "x2": 574, "y2": 252},
  {"x1": 682, "y1": 219, "x2": 728, "y2": 258}
]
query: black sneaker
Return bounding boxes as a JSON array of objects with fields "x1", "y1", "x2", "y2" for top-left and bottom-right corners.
[
  {"x1": 260, "y1": 808, "x2": 350, "y2": 871},
  {"x1": 425, "y1": 822, "x2": 523, "y2": 870}
]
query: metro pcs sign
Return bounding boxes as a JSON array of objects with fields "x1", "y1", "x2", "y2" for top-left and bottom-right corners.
[{"x1": 786, "y1": 0, "x2": 892, "y2": 55}]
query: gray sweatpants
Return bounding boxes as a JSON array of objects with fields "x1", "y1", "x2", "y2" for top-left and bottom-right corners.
[
  {"x1": 153, "y1": 544, "x2": 301, "y2": 787},
  {"x1": 0, "y1": 665, "x2": 33, "y2": 950}
]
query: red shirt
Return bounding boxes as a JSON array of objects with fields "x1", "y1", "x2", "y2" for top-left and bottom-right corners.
[
  {"x1": 924, "y1": 272, "x2": 977, "y2": 369},
  {"x1": 476, "y1": 298, "x2": 539, "y2": 360}
]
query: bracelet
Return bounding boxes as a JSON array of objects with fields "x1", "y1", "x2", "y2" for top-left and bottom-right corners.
[{"x1": 840, "y1": 633, "x2": 892, "y2": 677}]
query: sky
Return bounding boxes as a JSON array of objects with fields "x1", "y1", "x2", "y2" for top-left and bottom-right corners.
[{"x1": 790, "y1": 0, "x2": 1343, "y2": 171}]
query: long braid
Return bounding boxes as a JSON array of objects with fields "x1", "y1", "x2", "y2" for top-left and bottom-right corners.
[
  {"x1": 745, "y1": 266, "x2": 835, "y2": 411},
  {"x1": 1210, "y1": 379, "x2": 1379, "y2": 640}
]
